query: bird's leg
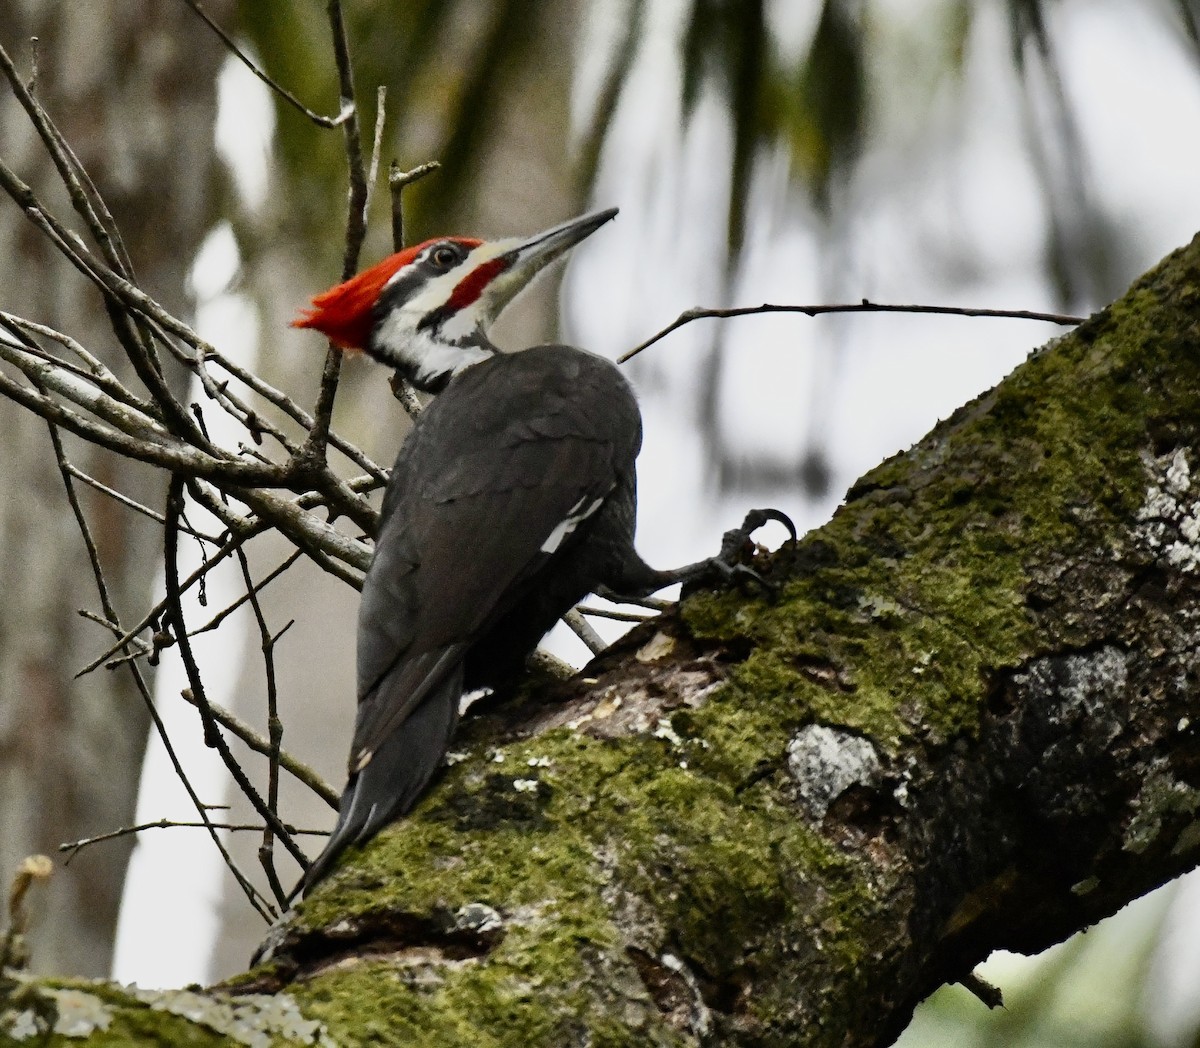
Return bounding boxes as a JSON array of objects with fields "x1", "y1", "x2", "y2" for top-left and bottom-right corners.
[{"x1": 601, "y1": 508, "x2": 796, "y2": 600}]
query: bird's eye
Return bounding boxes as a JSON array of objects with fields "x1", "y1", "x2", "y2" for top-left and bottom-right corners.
[{"x1": 430, "y1": 245, "x2": 458, "y2": 269}]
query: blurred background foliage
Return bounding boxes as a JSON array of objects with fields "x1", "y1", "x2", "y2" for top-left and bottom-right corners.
[{"x1": 238, "y1": 0, "x2": 1197, "y2": 298}]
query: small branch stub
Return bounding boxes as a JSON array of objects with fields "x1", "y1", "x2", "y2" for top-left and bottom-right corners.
[{"x1": 1, "y1": 855, "x2": 53, "y2": 970}]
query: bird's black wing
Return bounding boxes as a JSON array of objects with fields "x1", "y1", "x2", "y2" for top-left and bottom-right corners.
[{"x1": 351, "y1": 346, "x2": 641, "y2": 771}]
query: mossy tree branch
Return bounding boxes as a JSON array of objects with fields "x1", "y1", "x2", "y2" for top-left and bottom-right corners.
[{"x1": 5, "y1": 235, "x2": 1200, "y2": 1046}]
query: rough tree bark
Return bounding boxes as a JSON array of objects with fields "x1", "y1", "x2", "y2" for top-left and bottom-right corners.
[{"x1": 2, "y1": 230, "x2": 1198, "y2": 1045}]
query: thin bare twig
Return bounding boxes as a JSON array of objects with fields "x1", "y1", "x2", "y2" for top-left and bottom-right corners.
[
  {"x1": 618, "y1": 300, "x2": 1086, "y2": 364},
  {"x1": 235, "y1": 543, "x2": 295, "y2": 908},
  {"x1": 201, "y1": 346, "x2": 387, "y2": 483},
  {"x1": 191, "y1": 547, "x2": 303, "y2": 637},
  {"x1": 75, "y1": 496, "x2": 365, "y2": 685},
  {"x1": 298, "y1": 0, "x2": 368, "y2": 466},
  {"x1": 59, "y1": 819, "x2": 328, "y2": 863},
  {"x1": 563, "y1": 608, "x2": 606, "y2": 655},
  {"x1": 0, "y1": 326, "x2": 164, "y2": 433},
  {"x1": 0, "y1": 309, "x2": 123, "y2": 385},
  {"x1": 0, "y1": 351, "x2": 292, "y2": 486},
  {"x1": 329, "y1": 0, "x2": 368, "y2": 281},
  {"x1": 0, "y1": 334, "x2": 170, "y2": 441},
  {"x1": 176, "y1": 688, "x2": 339, "y2": 809},
  {"x1": 76, "y1": 610, "x2": 153, "y2": 659},
  {"x1": 74, "y1": 527, "x2": 258, "y2": 679},
  {"x1": 179, "y1": 0, "x2": 353, "y2": 128},
  {"x1": 154, "y1": 489, "x2": 276, "y2": 917},
  {"x1": 576, "y1": 604, "x2": 656, "y2": 623},
  {"x1": 363, "y1": 86, "x2": 387, "y2": 218},
  {"x1": 64, "y1": 462, "x2": 220, "y2": 539}
]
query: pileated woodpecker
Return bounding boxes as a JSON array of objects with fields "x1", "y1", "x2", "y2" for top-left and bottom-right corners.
[{"x1": 293, "y1": 208, "x2": 791, "y2": 894}]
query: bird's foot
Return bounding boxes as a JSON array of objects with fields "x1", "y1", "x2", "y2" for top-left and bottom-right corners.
[
  {"x1": 718, "y1": 508, "x2": 797, "y2": 561},
  {"x1": 703, "y1": 508, "x2": 797, "y2": 596}
]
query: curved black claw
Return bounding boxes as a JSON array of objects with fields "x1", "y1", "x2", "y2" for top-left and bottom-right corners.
[
  {"x1": 759, "y1": 507, "x2": 799, "y2": 544},
  {"x1": 701, "y1": 507, "x2": 797, "y2": 598},
  {"x1": 719, "y1": 506, "x2": 798, "y2": 562}
]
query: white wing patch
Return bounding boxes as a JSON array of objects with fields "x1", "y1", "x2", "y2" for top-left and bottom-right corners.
[{"x1": 541, "y1": 496, "x2": 606, "y2": 554}]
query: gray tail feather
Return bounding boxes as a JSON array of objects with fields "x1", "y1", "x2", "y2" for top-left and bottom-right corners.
[{"x1": 294, "y1": 668, "x2": 462, "y2": 898}]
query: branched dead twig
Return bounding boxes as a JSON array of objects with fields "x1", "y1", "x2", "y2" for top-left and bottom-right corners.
[
  {"x1": 74, "y1": 523, "x2": 265, "y2": 679},
  {"x1": 179, "y1": 0, "x2": 354, "y2": 128},
  {"x1": 618, "y1": 300, "x2": 1086, "y2": 364},
  {"x1": 175, "y1": 688, "x2": 339, "y2": 809},
  {"x1": 388, "y1": 159, "x2": 441, "y2": 251},
  {"x1": 42, "y1": 419, "x2": 274, "y2": 918},
  {"x1": 164, "y1": 476, "x2": 310, "y2": 887},
  {"x1": 0, "y1": 2, "x2": 412, "y2": 926},
  {"x1": 0, "y1": 102, "x2": 380, "y2": 560},
  {"x1": 72, "y1": 507, "x2": 364, "y2": 685}
]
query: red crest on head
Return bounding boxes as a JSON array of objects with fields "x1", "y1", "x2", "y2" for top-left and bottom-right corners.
[{"x1": 291, "y1": 237, "x2": 482, "y2": 349}]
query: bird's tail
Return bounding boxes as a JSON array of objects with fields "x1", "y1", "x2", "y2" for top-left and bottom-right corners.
[{"x1": 294, "y1": 667, "x2": 462, "y2": 898}]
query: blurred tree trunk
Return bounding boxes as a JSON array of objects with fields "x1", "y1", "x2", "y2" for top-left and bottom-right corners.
[
  {"x1": 6, "y1": 226, "x2": 1196, "y2": 1045},
  {"x1": 0, "y1": 2, "x2": 227, "y2": 977}
]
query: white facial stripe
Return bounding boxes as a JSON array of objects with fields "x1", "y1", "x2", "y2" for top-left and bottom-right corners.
[
  {"x1": 382, "y1": 252, "x2": 425, "y2": 291},
  {"x1": 440, "y1": 303, "x2": 483, "y2": 342},
  {"x1": 399, "y1": 265, "x2": 462, "y2": 316},
  {"x1": 540, "y1": 496, "x2": 606, "y2": 554},
  {"x1": 373, "y1": 320, "x2": 491, "y2": 385},
  {"x1": 400, "y1": 239, "x2": 518, "y2": 318}
]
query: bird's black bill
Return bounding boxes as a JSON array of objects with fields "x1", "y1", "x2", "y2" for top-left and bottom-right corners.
[{"x1": 500, "y1": 208, "x2": 619, "y2": 276}]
